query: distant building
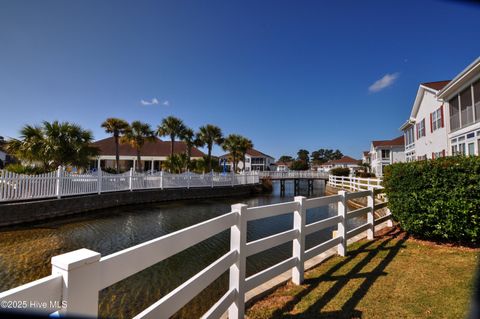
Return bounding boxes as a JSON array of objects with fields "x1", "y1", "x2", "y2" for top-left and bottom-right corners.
[
  {"x1": 318, "y1": 156, "x2": 361, "y2": 174},
  {"x1": 92, "y1": 137, "x2": 204, "y2": 171},
  {"x1": 400, "y1": 81, "x2": 450, "y2": 162},
  {"x1": 361, "y1": 151, "x2": 370, "y2": 165},
  {"x1": 370, "y1": 136, "x2": 405, "y2": 177},
  {"x1": 437, "y1": 57, "x2": 480, "y2": 156},
  {"x1": 219, "y1": 148, "x2": 275, "y2": 172},
  {"x1": 0, "y1": 136, "x2": 14, "y2": 168},
  {"x1": 275, "y1": 161, "x2": 291, "y2": 172}
]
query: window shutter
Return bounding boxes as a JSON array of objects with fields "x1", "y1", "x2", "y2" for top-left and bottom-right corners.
[
  {"x1": 432, "y1": 152, "x2": 434, "y2": 159},
  {"x1": 440, "y1": 105, "x2": 444, "y2": 128},
  {"x1": 430, "y1": 113, "x2": 433, "y2": 133},
  {"x1": 442, "y1": 149, "x2": 445, "y2": 157},
  {"x1": 416, "y1": 124, "x2": 419, "y2": 139}
]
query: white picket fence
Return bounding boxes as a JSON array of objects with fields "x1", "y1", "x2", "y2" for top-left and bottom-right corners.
[
  {"x1": 259, "y1": 171, "x2": 329, "y2": 179},
  {"x1": 328, "y1": 175, "x2": 383, "y2": 192},
  {"x1": 0, "y1": 168, "x2": 260, "y2": 202},
  {"x1": 0, "y1": 189, "x2": 392, "y2": 318}
]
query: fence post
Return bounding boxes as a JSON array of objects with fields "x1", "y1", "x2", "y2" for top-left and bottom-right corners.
[
  {"x1": 367, "y1": 187, "x2": 375, "y2": 240},
  {"x1": 231, "y1": 171, "x2": 235, "y2": 187},
  {"x1": 97, "y1": 169, "x2": 102, "y2": 194},
  {"x1": 129, "y1": 168, "x2": 133, "y2": 191},
  {"x1": 292, "y1": 196, "x2": 306, "y2": 285},
  {"x1": 337, "y1": 190, "x2": 347, "y2": 256},
  {"x1": 187, "y1": 170, "x2": 190, "y2": 189},
  {"x1": 211, "y1": 170, "x2": 214, "y2": 188},
  {"x1": 160, "y1": 170, "x2": 164, "y2": 190},
  {"x1": 51, "y1": 248, "x2": 101, "y2": 317},
  {"x1": 56, "y1": 166, "x2": 63, "y2": 199},
  {"x1": 229, "y1": 203, "x2": 248, "y2": 319}
]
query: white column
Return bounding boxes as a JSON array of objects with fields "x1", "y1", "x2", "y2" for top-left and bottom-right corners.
[
  {"x1": 337, "y1": 190, "x2": 347, "y2": 256},
  {"x1": 129, "y1": 167, "x2": 133, "y2": 191},
  {"x1": 367, "y1": 187, "x2": 375, "y2": 240},
  {"x1": 292, "y1": 196, "x2": 306, "y2": 285},
  {"x1": 228, "y1": 203, "x2": 248, "y2": 319},
  {"x1": 160, "y1": 170, "x2": 164, "y2": 190},
  {"x1": 97, "y1": 157, "x2": 101, "y2": 170},
  {"x1": 151, "y1": 159, "x2": 154, "y2": 173},
  {"x1": 51, "y1": 248, "x2": 101, "y2": 317},
  {"x1": 97, "y1": 169, "x2": 102, "y2": 194}
]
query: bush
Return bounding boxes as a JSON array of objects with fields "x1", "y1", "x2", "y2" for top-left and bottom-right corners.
[
  {"x1": 5, "y1": 163, "x2": 49, "y2": 175},
  {"x1": 290, "y1": 160, "x2": 309, "y2": 171},
  {"x1": 355, "y1": 171, "x2": 376, "y2": 178},
  {"x1": 383, "y1": 156, "x2": 480, "y2": 243},
  {"x1": 330, "y1": 167, "x2": 350, "y2": 176}
]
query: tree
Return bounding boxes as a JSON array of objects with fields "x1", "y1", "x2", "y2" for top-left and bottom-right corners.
[
  {"x1": 162, "y1": 154, "x2": 188, "y2": 174},
  {"x1": 238, "y1": 136, "x2": 253, "y2": 172},
  {"x1": 179, "y1": 127, "x2": 198, "y2": 171},
  {"x1": 297, "y1": 149, "x2": 310, "y2": 163},
  {"x1": 157, "y1": 116, "x2": 186, "y2": 162},
  {"x1": 278, "y1": 155, "x2": 293, "y2": 163},
  {"x1": 290, "y1": 160, "x2": 309, "y2": 170},
  {"x1": 101, "y1": 118, "x2": 129, "y2": 173},
  {"x1": 222, "y1": 134, "x2": 242, "y2": 173},
  {"x1": 196, "y1": 124, "x2": 224, "y2": 172},
  {"x1": 6, "y1": 121, "x2": 98, "y2": 170},
  {"x1": 121, "y1": 121, "x2": 155, "y2": 171},
  {"x1": 310, "y1": 148, "x2": 344, "y2": 164}
]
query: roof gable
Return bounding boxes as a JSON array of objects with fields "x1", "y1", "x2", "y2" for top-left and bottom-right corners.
[{"x1": 372, "y1": 135, "x2": 404, "y2": 148}]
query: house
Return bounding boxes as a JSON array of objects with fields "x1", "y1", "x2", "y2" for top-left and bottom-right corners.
[
  {"x1": 370, "y1": 136, "x2": 405, "y2": 177},
  {"x1": 437, "y1": 57, "x2": 480, "y2": 156},
  {"x1": 92, "y1": 137, "x2": 204, "y2": 171},
  {"x1": 400, "y1": 80, "x2": 450, "y2": 162},
  {"x1": 275, "y1": 161, "x2": 291, "y2": 172},
  {"x1": 219, "y1": 148, "x2": 275, "y2": 172},
  {"x1": 318, "y1": 156, "x2": 361, "y2": 174},
  {"x1": 0, "y1": 136, "x2": 14, "y2": 168},
  {"x1": 361, "y1": 151, "x2": 370, "y2": 165}
]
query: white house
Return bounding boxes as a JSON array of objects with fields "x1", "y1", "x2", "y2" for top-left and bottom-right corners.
[
  {"x1": 437, "y1": 57, "x2": 480, "y2": 156},
  {"x1": 92, "y1": 137, "x2": 204, "y2": 171},
  {"x1": 361, "y1": 151, "x2": 370, "y2": 165},
  {"x1": 219, "y1": 148, "x2": 275, "y2": 172},
  {"x1": 275, "y1": 161, "x2": 290, "y2": 172},
  {"x1": 400, "y1": 81, "x2": 450, "y2": 161},
  {"x1": 319, "y1": 156, "x2": 361, "y2": 174},
  {"x1": 370, "y1": 136, "x2": 405, "y2": 177}
]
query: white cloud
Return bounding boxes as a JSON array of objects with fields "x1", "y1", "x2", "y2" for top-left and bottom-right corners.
[
  {"x1": 368, "y1": 72, "x2": 399, "y2": 93},
  {"x1": 140, "y1": 98, "x2": 159, "y2": 105},
  {"x1": 162, "y1": 100, "x2": 170, "y2": 106}
]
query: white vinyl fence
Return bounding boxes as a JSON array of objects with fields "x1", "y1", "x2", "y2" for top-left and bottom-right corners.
[
  {"x1": 0, "y1": 168, "x2": 260, "y2": 202},
  {"x1": 0, "y1": 189, "x2": 392, "y2": 319},
  {"x1": 259, "y1": 171, "x2": 329, "y2": 179},
  {"x1": 328, "y1": 175, "x2": 383, "y2": 192}
]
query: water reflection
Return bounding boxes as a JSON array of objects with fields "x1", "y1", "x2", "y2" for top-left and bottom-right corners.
[{"x1": 0, "y1": 180, "x2": 361, "y2": 318}]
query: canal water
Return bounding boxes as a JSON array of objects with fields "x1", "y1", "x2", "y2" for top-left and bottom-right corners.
[{"x1": 0, "y1": 181, "x2": 362, "y2": 318}]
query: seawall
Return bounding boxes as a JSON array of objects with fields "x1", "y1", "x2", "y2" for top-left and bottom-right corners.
[{"x1": 0, "y1": 184, "x2": 262, "y2": 227}]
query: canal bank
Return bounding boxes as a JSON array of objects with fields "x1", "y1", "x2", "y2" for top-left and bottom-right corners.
[{"x1": 0, "y1": 184, "x2": 263, "y2": 227}]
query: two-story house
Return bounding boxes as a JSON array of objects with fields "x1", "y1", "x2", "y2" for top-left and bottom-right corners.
[
  {"x1": 369, "y1": 136, "x2": 405, "y2": 177},
  {"x1": 437, "y1": 57, "x2": 480, "y2": 156},
  {"x1": 319, "y1": 156, "x2": 361, "y2": 174},
  {"x1": 400, "y1": 81, "x2": 450, "y2": 161},
  {"x1": 219, "y1": 148, "x2": 275, "y2": 172}
]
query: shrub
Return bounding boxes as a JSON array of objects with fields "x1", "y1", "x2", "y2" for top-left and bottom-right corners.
[
  {"x1": 4, "y1": 163, "x2": 49, "y2": 175},
  {"x1": 355, "y1": 171, "x2": 376, "y2": 178},
  {"x1": 383, "y1": 156, "x2": 480, "y2": 243},
  {"x1": 330, "y1": 167, "x2": 350, "y2": 176},
  {"x1": 290, "y1": 160, "x2": 309, "y2": 171}
]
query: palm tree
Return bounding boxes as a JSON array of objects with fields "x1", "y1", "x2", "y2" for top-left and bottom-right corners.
[
  {"x1": 238, "y1": 136, "x2": 253, "y2": 172},
  {"x1": 179, "y1": 127, "x2": 197, "y2": 171},
  {"x1": 222, "y1": 134, "x2": 243, "y2": 173},
  {"x1": 121, "y1": 121, "x2": 155, "y2": 171},
  {"x1": 157, "y1": 116, "x2": 186, "y2": 161},
  {"x1": 101, "y1": 118, "x2": 129, "y2": 173},
  {"x1": 196, "y1": 124, "x2": 224, "y2": 172},
  {"x1": 6, "y1": 121, "x2": 98, "y2": 170}
]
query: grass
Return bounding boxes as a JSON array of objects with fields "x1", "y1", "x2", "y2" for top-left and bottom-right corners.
[{"x1": 246, "y1": 228, "x2": 478, "y2": 319}]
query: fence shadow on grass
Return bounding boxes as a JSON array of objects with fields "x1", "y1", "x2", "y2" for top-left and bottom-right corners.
[{"x1": 268, "y1": 228, "x2": 408, "y2": 318}]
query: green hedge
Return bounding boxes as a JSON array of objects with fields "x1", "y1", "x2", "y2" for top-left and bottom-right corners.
[
  {"x1": 330, "y1": 167, "x2": 350, "y2": 176},
  {"x1": 383, "y1": 156, "x2": 480, "y2": 243}
]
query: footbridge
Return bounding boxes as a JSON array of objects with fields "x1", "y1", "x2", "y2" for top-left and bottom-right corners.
[{"x1": 258, "y1": 171, "x2": 329, "y2": 195}]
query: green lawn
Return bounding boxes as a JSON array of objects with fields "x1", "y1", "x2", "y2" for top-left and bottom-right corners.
[{"x1": 247, "y1": 228, "x2": 478, "y2": 319}]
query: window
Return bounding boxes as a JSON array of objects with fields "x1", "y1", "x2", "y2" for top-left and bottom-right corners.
[
  {"x1": 381, "y1": 149, "x2": 390, "y2": 160},
  {"x1": 468, "y1": 143, "x2": 475, "y2": 155},
  {"x1": 460, "y1": 87, "x2": 474, "y2": 127},
  {"x1": 459, "y1": 143, "x2": 466, "y2": 155},
  {"x1": 405, "y1": 126, "x2": 415, "y2": 145},
  {"x1": 431, "y1": 107, "x2": 443, "y2": 131},
  {"x1": 450, "y1": 97, "x2": 460, "y2": 131},
  {"x1": 475, "y1": 80, "x2": 480, "y2": 122},
  {"x1": 416, "y1": 119, "x2": 426, "y2": 138}
]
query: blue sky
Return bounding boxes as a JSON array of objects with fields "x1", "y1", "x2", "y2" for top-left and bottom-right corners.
[{"x1": 1, "y1": 0, "x2": 479, "y2": 159}]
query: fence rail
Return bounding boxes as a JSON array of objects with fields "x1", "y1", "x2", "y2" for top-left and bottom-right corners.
[
  {"x1": 0, "y1": 168, "x2": 259, "y2": 202},
  {"x1": 328, "y1": 175, "x2": 383, "y2": 192},
  {"x1": 0, "y1": 189, "x2": 392, "y2": 319},
  {"x1": 259, "y1": 171, "x2": 329, "y2": 179}
]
